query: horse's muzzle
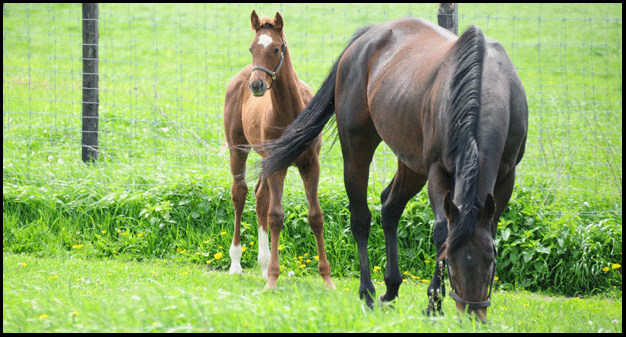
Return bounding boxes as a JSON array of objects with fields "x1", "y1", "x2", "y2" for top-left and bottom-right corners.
[{"x1": 249, "y1": 80, "x2": 267, "y2": 97}]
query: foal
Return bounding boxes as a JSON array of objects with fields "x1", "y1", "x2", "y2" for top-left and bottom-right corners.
[{"x1": 223, "y1": 10, "x2": 335, "y2": 290}]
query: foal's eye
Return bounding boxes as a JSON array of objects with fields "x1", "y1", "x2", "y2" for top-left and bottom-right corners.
[{"x1": 274, "y1": 47, "x2": 280, "y2": 54}]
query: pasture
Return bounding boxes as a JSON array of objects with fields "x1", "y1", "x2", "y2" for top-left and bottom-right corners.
[
  {"x1": 3, "y1": 253, "x2": 622, "y2": 332},
  {"x1": 2, "y1": 3, "x2": 622, "y2": 332}
]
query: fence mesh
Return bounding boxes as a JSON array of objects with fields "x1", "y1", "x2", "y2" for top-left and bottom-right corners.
[{"x1": 3, "y1": 3, "x2": 622, "y2": 212}]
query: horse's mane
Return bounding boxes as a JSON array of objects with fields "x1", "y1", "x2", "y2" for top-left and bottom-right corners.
[{"x1": 440, "y1": 25, "x2": 486, "y2": 259}]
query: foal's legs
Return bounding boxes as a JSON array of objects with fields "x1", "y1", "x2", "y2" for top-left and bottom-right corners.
[
  {"x1": 254, "y1": 179, "x2": 271, "y2": 279},
  {"x1": 264, "y1": 168, "x2": 288, "y2": 289},
  {"x1": 379, "y1": 161, "x2": 427, "y2": 303},
  {"x1": 228, "y1": 146, "x2": 250, "y2": 275},
  {"x1": 423, "y1": 164, "x2": 454, "y2": 316},
  {"x1": 296, "y1": 149, "x2": 335, "y2": 288}
]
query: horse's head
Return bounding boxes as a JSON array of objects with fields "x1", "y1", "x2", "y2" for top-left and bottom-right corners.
[
  {"x1": 248, "y1": 10, "x2": 286, "y2": 97},
  {"x1": 440, "y1": 191, "x2": 497, "y2": 323}
]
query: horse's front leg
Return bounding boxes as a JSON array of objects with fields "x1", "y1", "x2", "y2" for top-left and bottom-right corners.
[{"x1": 423, "y1": 164, "x2": 452, "y2": 316}]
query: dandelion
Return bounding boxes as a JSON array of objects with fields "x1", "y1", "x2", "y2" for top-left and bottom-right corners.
[
  {"x1": 494, "y1": 276, "x2": 499, "y2": 281},
  {"x1": 524, "y1": 303, "x2": 529, "y2": 307},
  {"x1": 278, "y1": 245, "x2": 284, "y2": 251},
  {"x1": 250, "y1": 241, "x2": 255, "y2": 246},
  {"x1": 242, "y1": 247, "x2": 248, "y2": 253},
  {"x1": 18, "y1": 262, "x2": 27, "y2": 267},
  {"x1": 49, "y1": 275, "x2": 59, "y2": 280},
  {"x1": 214, "y1": 252, "x2": 223, "y2": 260},
  {"x1": 220, "y1": 231, "x2": 227, "y2": 236},
  {"x1": 39, "y1": 314, "x2": 48, "y2": 319},
  {"x1": 314, "y1": 255, "x2": 319, "y2": 261},
  {"x1": 373, "y1": 266, "x2": 381, "y2": 273},
  {"x1": 70, "y1": 311, "x2": 79, "y2": 317},
  {"x1": 612, "y1": 263, "x2": 621, "y2": 269},
  {"x1": 72, "y1": 244, "x2": 84, "y2": 249},
  {"x1": 602, "y1": 267, "x2": 610, "y2": 272},
  {"x1": 101, "y1": 231, "x2": 106, "y2": 234}
]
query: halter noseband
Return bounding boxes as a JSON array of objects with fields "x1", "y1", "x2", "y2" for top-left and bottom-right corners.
[
  {"x1": 445, "y1": 199, "x2": 497, "y2": 309},
  {"x1": 250, "y1": 40, "x2": 286, "y2": 91}
]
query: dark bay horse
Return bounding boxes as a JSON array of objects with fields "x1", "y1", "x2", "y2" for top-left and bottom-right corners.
[
  {"x1": 261, "y1": 17, "x2": 527, "y2": 322},
  {"x1": 223, "y1": 10, "x2": 335, "y2": 290}
]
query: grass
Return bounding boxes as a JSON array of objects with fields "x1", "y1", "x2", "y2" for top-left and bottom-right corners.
[
  {"x1": 3, "y1": 253, "x2": 622, "y2": 333},
  {"x1": 2, "y1": 3, "x2": 622, "y2": 331}
]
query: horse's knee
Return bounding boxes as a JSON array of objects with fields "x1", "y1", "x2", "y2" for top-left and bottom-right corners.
[
  {"x1": 432, "y1": 220, "x2": 448, "y2": 248},
  {"x1": 268, "y1": 210, "x2": 284, "y2": 232},
  {"x1": 307, "y1": 209, "x2": 324, "y2": 233}
]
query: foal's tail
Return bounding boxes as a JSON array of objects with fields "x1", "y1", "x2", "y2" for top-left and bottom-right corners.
[{"x1": 260, "y1": 25, "x2": 373, "y2": 181}]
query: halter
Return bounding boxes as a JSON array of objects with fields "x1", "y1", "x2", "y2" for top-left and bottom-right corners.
[
  {"x1": 250, "y1": 39, "x2": 286, "y2": 90},
  {"x1": 445, "y1": 199, "x2": 498, "y2": 309}
]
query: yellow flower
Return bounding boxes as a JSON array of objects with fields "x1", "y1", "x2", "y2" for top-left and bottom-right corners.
[
  {"x1": 72, "y1": 244, "x2": 84, "y2": 249},
  {"x1": 101, "y1": 231, "x2": 106, "y2": 234},
  {"x1": 612, "y1": 263, "x2": 621, "y2": 269},
  {"x1": 39, "y1": 314, "x2": 48, "y2": 319},
  {"x1": 602, "y1": 267, "x2": 610, "y2": 272},
  {"x1": 220, "y1": 231, "x2": 227, "y2": 236},
  {"x1": 19, "y1": 262, "x2": 27, "y2": 267},
  {"x1": 214, "y1": 252, "x2": 223, "y2": 260},
  {"x1": 314, "y1": 256, "x2": 319, "y2": 261},
  {"x1": 494, "y1": 276, "x2": 499, "y2": 281},
  {"x1": 373, "y1": 266, "x2": 381, "y2": 273},
  {"x1": 70, "y1": 311, "x2": 79, "y2": 317},
  {"x1": 250, "y1": 241, "x2": 255, "y2": 246},
  {"x1": 242, "y1": 247, "x2": 248, "y2": 253}
]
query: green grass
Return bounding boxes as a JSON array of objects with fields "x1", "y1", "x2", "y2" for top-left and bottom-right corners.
[
  {"x1": 2, "y1": 4, "x2": 622, "y2": 330},
  {"x1": 3, "y1": 253, "x2": 622, "y2": 333}
]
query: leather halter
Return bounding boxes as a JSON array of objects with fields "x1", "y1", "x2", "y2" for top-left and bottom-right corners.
[
  {"x1": 250, "y1": 39, "x2": 286, "y2": 90},
  {"x1": 445, "y1": 199, "x2": 498, "y2": 309}
]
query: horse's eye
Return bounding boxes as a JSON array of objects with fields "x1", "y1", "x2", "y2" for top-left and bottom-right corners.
[{"x1": 274, "y1": 47, "x2": 280, "y2": 54}]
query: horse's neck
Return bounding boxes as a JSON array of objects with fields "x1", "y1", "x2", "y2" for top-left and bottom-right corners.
[{"x1": 269, "y1": 50, "x2": 306, "y2": 121}]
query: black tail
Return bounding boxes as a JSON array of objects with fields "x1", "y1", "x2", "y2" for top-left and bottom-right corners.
[
  {"x1": 442, "y1": 25, "x2": 486, "y2": 257},
  {"x1": 260, "y1": 25, "x2": 373, "y2": 181}
]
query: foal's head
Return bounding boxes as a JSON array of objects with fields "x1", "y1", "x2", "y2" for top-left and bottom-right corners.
[
  {"x1": 440, "y1": 192, "x2": 497, "y2": 323},
  {"x1": 248, "y1": 10, "x2": 286, "y2": 97}
]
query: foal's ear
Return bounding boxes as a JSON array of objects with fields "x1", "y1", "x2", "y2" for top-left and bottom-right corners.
[
  {"x1": 251, "y1": 10, "x2": 261, "y2": 31},
  {"x1": 274, "y1": 12, "x2": 283, "y2": 31},
  {"x1": 443, "y1": 191, "x2": 460, "y2": 228}
]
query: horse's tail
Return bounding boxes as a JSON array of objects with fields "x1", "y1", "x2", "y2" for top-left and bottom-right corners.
[
  {"x1": 443, "y1": 25, "x2": 486, "y2": 256},
  {"x1": 260, "y1": 25, "x2": 373, "y2": 181}
]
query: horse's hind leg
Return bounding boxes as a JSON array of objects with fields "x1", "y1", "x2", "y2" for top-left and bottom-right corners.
[
  {"x1": 296, "y1": 148, "x2": 335, "y2": 289},
  {"x1": 254, "y1": 179, "x2": 270, "y2": 280},
  {"x1": 228, "y1": 146, "x2": 249, "y2": 275},
  {"x1": 379, "y1": 161, "x2": 427, "y2": 303},
  {"x1": 340, "y1": 128, "x2": 381, "y2": 307}
]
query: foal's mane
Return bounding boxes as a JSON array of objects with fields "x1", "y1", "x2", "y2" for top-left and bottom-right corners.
[{"x1": 440, "y1": 25, "x2": 486, "y2": 259}]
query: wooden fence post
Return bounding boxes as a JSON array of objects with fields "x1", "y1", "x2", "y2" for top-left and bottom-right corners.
[
  {"x1": 82, "y1": 3, "x2": 99, "y2": 163},
  {"x1": 438, "y1": 3, "x2": 458, "y2": 36}
]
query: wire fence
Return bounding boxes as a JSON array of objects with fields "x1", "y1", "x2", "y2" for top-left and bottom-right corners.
[{"x1": 3, "y1": 3, "x2": 622, "y2": 212}]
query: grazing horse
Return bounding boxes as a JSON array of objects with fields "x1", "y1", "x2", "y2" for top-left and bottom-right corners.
[
  {"x1": 261, "y1": 17, "x2": 527, "y2": 322},
  {"x1": 223, "y1": 10, "x2": 335, "y2": 290}
]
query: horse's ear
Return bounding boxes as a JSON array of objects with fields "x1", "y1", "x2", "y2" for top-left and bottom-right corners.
[
  {"x1": 251, "y1": 10, "x2": 261, "y2": 31},
  {"x1": 274, "y1": 12, "x2": 283, "y2": 31},
  {"x1": 443, "y1": 191, "x2": 459, "y2": 228},
  {"x1": 479, "y1": 193, "x2": 496, "y2": 225}
]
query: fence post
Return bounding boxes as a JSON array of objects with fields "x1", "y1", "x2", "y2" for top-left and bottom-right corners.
[
  {"x1": 438, "y1": 3, "x2": 458, "y2": 36},
  {"x1": 82, "y1": 3, "x2": 99, "y2": 163}
]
